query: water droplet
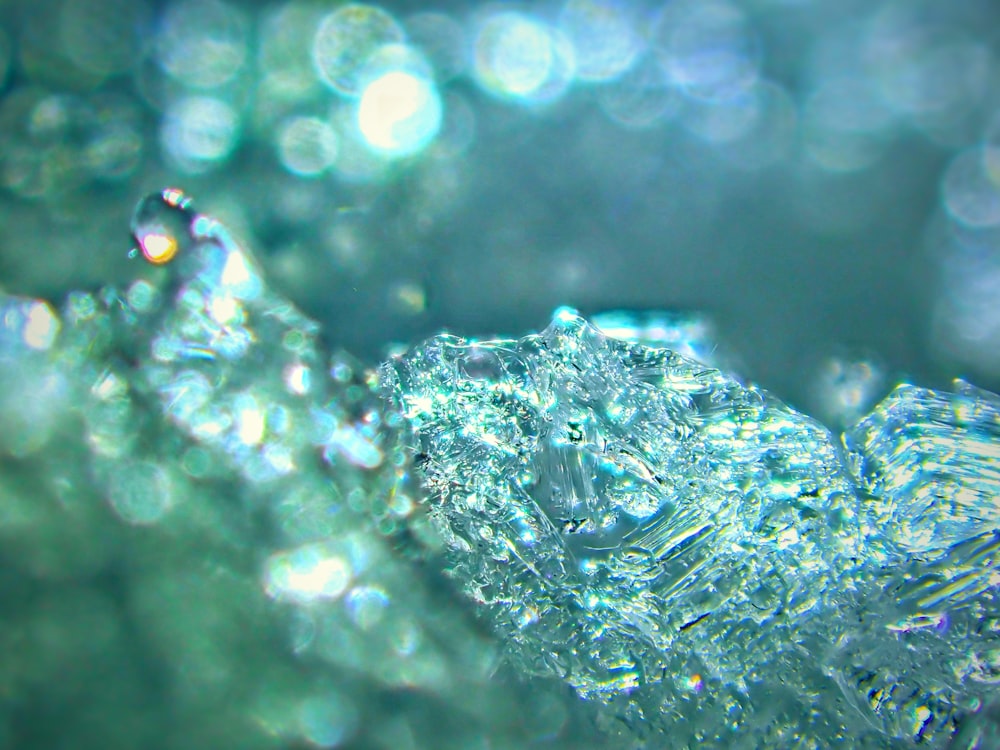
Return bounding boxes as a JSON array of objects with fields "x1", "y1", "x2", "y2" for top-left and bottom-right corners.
[{"x1": 130, "y1": 188, "x2": 196, "y2": 266}]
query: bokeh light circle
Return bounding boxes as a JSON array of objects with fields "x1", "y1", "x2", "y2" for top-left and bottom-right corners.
[
  {"x1": 160, "y1": 96, "x2": 240, "y2": 173},
  {"x1": 277, "y1": 116, "x2": 340, "y2": 176},
  {"x1": 558, "y1": 0, "x2": 641, "y2": 83},
  {"x1": 474, "y1": 13, "x2": 556, "y2": 100},
  {"x1": 312, "y1": 4, "x2": 405, "y2": 97},
  {"x1": 653, "y1": 0, "x2": 759, "y2": 102},
  {"x1": 942, "y1": 147, "x2": 1000, "y2": 229},
  {"x1": 154, "y1": 0, "x2": 249, "y2": 90},
  {"x1": 357, "y1": 70, "x2": 442, "y2": 157},
  {"x1": 106, "y1": 461, "x2": 174, "y2": 525}
]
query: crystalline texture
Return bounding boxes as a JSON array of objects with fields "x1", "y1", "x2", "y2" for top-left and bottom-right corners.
[
  {"x1": 91, "y1": 191, "x2": 497, "y2": 707},
  {"x1": 11, "y1": 187, "x2": 994, "y2": 747},
  {"x1": 124, "y1": 190, "x2": 331, "y2": 483},
  {"x1": 591, "y1": 308, "x2": 736, "y2": 372},
  {"x1": 382, "y1": 309, "x2": 861, "y2": 693},
  {"x1": 833, "y1": 380, "x2": 1000, "y2": 745},
  {"x1": 846, "y1": 380, "x2": 1000, "y2": 555},
  {"x1": 383, "y1": 309, "x2": 1000, "y2": 745}
]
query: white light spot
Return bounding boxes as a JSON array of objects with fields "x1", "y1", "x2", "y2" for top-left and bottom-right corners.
[
  {"x1": 234, "y1": 393, "x2": 266, "y2": 446},
  {"x1": 265, "y1": 544, "x2": 353, "y2": 602},
  {"x1": 21, "y1": 301, "x2": 60, "y2": 351},
  {"x1": 220, "y1": 248, "x2": 257, "y2": 294},
  {"x1": 357, "y1": 70, "x2": 442, "y2": 156},
  {"x1": 208, "y1": 294, "x2": 242, "y2": 325},
  {"x1": 284, "y1": 363, "x2": 312, "y2": 395},
  {"x1": 139, "y1": 232, "x2": 178, "y2": 265}
]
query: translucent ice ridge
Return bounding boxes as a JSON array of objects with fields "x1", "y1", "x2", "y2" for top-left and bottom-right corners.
[
  {"x1": 3, "y1": 191, "x2": 999, "y2": 747},
  {"x1": 846, "y1": 380, "x2": 1000, "y2": 555},
  {"x1": 1, "y1": 191, "x2": 550, "y2": 750},
  {"x1": 382, "y1": 307, "x2": 1000, "y2": 745}
]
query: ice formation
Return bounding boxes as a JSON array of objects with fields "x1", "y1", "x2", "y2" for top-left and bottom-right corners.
[
  {"x1": 2, "y1": 191, "x2": 998, "y2": 747},
  {"x1": 383, "y1": 307, "x2": 1000, "y2": 745}
]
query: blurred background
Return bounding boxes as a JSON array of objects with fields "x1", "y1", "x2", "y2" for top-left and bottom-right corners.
[
  {"x1": 1, "y1": 0, "x2": 999, "y2": 420},
  {"x1": 3, "y1": 1, "x2": 1000, "y2": 748}
]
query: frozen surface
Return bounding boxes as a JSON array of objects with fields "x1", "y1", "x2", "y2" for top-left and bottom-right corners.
[
  {"x1": 1, "y1": 191, "x2": 604, "y2": 750},
  {"x1": 2, "y1": 190, "x2": 1000, "y2": 747},
  {"x1": 383, "y1": 308, "x2": 1000, "y2": 745},
  {"x1": 847, "y1": 380, "x2": 1000, "y2": 555}
]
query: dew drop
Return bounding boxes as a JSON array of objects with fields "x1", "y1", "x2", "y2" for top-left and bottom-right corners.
[{"x1": 129, "y1": 188, "x2": 196, "y2": 266}]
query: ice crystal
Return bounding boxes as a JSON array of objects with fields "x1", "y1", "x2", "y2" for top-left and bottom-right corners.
[
  {"x1": 383, "y1": 308, "x2": 1000, "y2": 745},
  {"x1": 846, "y1": 380, "x2": 1000, "y2": 555},
  {"x1": 382, "y1": 309, "x2": 860, "y2": 693}
]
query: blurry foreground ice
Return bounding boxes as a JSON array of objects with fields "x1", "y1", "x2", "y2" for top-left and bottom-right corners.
[{"x1": 1, "y1": 191, "x2": 998, "y2": 748}]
